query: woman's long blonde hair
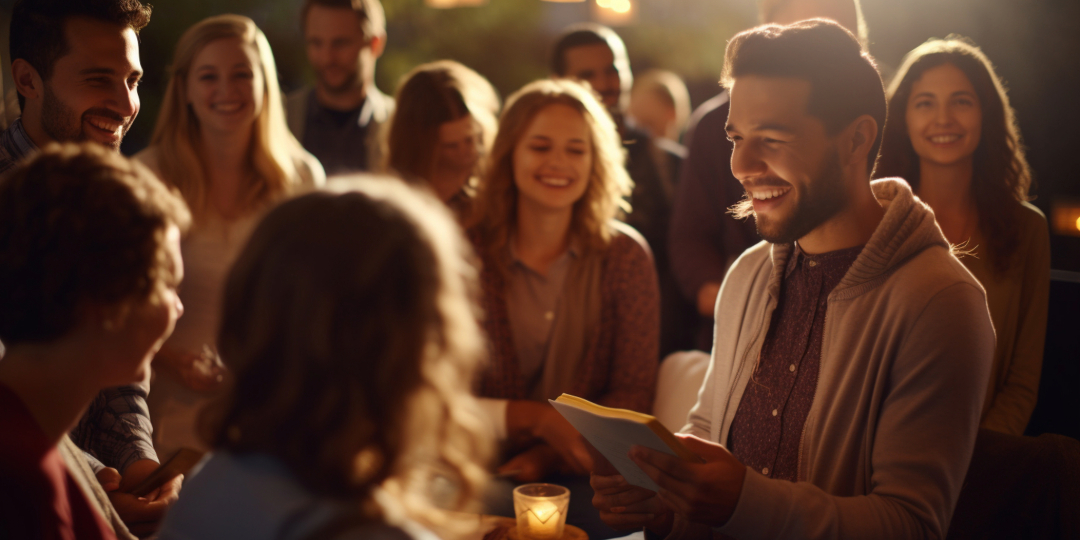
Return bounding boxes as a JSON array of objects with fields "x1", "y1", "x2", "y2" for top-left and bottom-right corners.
[
  {"x1": 149, "y1": 14, "x2": 307, "y2": 217},
  {"x1": 469, "y1": 79, "x2": 631, "y2": 276}
]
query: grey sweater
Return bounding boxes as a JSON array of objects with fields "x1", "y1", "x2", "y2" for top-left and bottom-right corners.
[{"x1": 676, "y1": 178, "x2": 995, "y2": 539}]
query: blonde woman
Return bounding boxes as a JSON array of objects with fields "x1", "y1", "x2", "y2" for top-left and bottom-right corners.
[
  {"x1": 157, "y1": 179, "x2": 491, "y2": 540},
  {"x1": 384, "y1": 60, "x2": 499, "y2": 222},
  {"x1": 469, "y1": 79, "x2": 659, "y2": 538},
  {"x1": 136, "y1": 14, "x2": 324, "y2": 459}
]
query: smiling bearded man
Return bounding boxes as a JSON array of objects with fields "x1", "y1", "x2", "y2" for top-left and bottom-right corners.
[{"x1": 588, "y1": 19, "x2": 996, "y2": 540}]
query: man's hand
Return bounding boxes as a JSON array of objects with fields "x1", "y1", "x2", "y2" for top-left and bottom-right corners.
[
  {"x1": 590, "y1": 472, "x2": 674, "y2": 534},
  {"x1": 497, "y1": 445, "x2": 559, "y2": 483},
  {"x1": 96, "y1": 459, "x2": 182, "y2": 537},
  {"x1": 697, "y1": 282, "x2": 722, "y2": 317},
  {"x1": 154, "y1": 345, "x2": 226, "y2": 393},
  {"x1": 629, "y1": 434, "x2": 746, "y2": 528},
  {"x1": 507, "y1": 401, "x2": 593, "y2": 475}
]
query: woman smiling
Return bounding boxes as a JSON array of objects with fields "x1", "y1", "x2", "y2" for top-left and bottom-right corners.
[
  {"x1": 136, "y1": 14, "x2": 324, "y2": 459},
  {"x1": 468, "y1": 79, "x2": 659, "y2": 538},
  {"x1": 876, "y1": 37, "x2": 1049, "y2": 436}
]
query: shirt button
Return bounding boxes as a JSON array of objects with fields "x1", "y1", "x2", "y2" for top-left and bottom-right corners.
[
  {"x1": 762, "y1": 467, "x2": 770, "y2": 475},
  {"x1": 808, "y1": 260, "x2": 817, "y2": 267},
  {"x1": 772, "y1": 409, "x2": 778, "y2": 416},
  {"x1": 789, "y1": 364, "x2": 796, "y2": 372},
  {"x1": 544, "y1": 311, "x2": 554, "y2": 321}
]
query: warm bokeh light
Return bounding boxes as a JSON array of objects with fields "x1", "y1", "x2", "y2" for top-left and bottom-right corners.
[
  {"x1": 611, "y1": 0, "x2": 631, "y2": 13},
  {"x1": 1075, "y1": 216, "x2": 1080, "y2": 232},
  {"x1": 597, "y1": 0, "x2": 612, "y2": 7},
  {"x1": 1050, "y1": 202, "x2": 1080, "y2": 237}
]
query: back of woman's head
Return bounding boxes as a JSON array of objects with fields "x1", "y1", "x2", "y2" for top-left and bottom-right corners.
[
  {"x1": 151, "y1": 14, "x2": 305, "y2": 217},
  {"x1": 0, "y1": 143, "x2": 190, "y2": 346},
  {"x1": 469, "y1": 79, "x2": 631, "y2": 272},
  {"x1": 877, "y1": 37, "x2": 1031, "y2": 273},
  {"x1": 385, "y1": 60, "x2": 499, "y2": 183},
  {"x1": 208, "y1": 177, "x2": 490, "y2": 516}
]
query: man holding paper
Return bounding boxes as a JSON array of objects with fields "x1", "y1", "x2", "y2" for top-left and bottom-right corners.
[{"x1": 590, "y1": 20, "x2": 994, "y2": 539}]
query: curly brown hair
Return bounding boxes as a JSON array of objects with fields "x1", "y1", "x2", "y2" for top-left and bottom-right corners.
[
  {"x1": 875, "y1": 37, "x2": 1032, "y2": 275},
  {"x1": 0, "y1": 143, "x2": 191, "y2": 346},
  {"x1": 204, "y1": 178, "x2": 491, "y2": 529}
]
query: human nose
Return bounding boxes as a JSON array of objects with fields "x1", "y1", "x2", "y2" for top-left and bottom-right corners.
[
  {"x1": 111, "y1": 83, "x2": 139, "y2": 118},
  {"x1": 730, "y1": 141, "x2": 766, "y2": 183}
]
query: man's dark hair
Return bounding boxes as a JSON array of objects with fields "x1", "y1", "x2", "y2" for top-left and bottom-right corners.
[
  {"x1": 722, "y1": 19, "x2": 886, "y2": 174},
  {"x1": 10, "y1": 0, "x2": 151, "y2": 109},
  {"x1": 550, "y1": 23, "x2": 627, "y2": 76},
  {"x1": 300, "y1": 0, "x2": 386, "y2": 42}
]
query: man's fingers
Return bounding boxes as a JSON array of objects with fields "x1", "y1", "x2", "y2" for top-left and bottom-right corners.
[
  {"x1": 95, "y1": 467, "x2": 122, "y2": 492},
  {"x1": 631, "y1": 445, "x2": 699, "y2": 483},
  {"x1": 590, "y1": 473, "x2": 630, "y2": 492},
  {"x1": 675, "y1": 434, "x2": 733, "y2": 463}
]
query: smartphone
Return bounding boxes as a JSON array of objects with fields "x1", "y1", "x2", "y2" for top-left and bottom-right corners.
[{"x1": 126, "y1": 448, "x2": 205, "y2": 498}]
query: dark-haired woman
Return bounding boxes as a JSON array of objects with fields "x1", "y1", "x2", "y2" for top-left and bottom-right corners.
[
  {"x1": 384, "y1": 60, "x2": 499, "y2": 222},
  {"x1": 876, "y1": 37, "x2": 1050, "y2": 436}
]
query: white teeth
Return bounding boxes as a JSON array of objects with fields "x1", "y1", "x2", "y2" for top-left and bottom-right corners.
[
  {"x1": 87, "y1": 118, "x2": 121, "y2": 134},
  {"x1": 539, "y1": 176, "x2": 571, "y2": 187},
  {"x1": 930, "y1": 135, "x2": 961, "y2": 144},
  {"x1": 749, "y1": 187, "x2": 790, "y2": 200}
]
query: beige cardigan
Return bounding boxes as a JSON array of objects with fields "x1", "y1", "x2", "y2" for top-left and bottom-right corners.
[
  {"x1": 675, "y1": 179, "x2": 995, "y2": 539},
  {"x1": 959, "y1": 201, "x2": 1050, "y2": 435}
]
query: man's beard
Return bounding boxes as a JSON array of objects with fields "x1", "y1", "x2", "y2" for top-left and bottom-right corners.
[
  {"x1": 42, "y1": 85, "x2": 131, "y2": 151},
  {"x1": 729, "y1": 149, "x2": 847, "y2": 245},
  {"x1": 317, "y1": 66, "x2": 361, "y2": 95}
]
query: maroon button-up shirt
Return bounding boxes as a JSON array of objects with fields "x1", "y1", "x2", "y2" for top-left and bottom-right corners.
[{"x1": 727, "y1": 243, "x2": 862, "y2": 481}]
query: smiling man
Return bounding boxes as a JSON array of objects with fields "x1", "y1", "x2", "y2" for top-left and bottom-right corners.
[
  {"x1": 2, "y1": 1, "x2": 144, "y2": 171},
  {"x1": 589, "y1": 20, "x2": 996, "y2": 539},
  {"x1": 287, "y1": 0, "x2": 392, "y2": 174},
  {"x1": 1, "y1": 1, "x2": 185, "y2": 537}
]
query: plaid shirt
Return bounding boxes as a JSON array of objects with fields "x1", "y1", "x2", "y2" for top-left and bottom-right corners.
[
  {"x1": 0, "y1": 117, "x2": 158, "y2": 472},
  {"x1": 0, "y1": 118, "x2": 37, "y2": 175}
]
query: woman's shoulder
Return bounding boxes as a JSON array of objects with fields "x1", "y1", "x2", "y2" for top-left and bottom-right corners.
[
  {"x1": 1015, "y1": 200, "x2": 1049, "y2": 236},
  {"x1": 292, "y1": 149, "x2": 327, "y2": 189},
  {"x1": 606, "y1": 220, "x2": 654, "y2": 264},
  {"x1": 132, "y1": 146, "x2": 162, "y2": 176}
]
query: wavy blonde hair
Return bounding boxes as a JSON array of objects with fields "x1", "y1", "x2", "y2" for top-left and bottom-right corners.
[
  {"x1": 148, "y1": 14, "x2": 308, "y2": 218},
  {"x1": 469, "y1": 79, "x2": 631, "y2": 276},
  {"x1": 206, "y1": 177, "x2": 491, "y2": 535}
]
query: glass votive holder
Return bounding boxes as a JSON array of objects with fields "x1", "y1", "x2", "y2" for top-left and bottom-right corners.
[{"x1": 513, "y1": 483, "x2": 570, "y2": 540}]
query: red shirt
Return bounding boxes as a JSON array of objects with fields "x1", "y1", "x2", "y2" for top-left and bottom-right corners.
[{"x1": 0, "y1": 383, "x2": 116, "y2": 540}]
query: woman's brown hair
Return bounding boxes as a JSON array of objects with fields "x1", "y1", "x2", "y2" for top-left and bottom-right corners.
[
  {"x1": 876, "y1": 37, "x2": 1033, "y2": 274},
  {"x1": 468, "y1": 78, "x2": 632, "y2": 277},
  {"x1": 204, "y1": 178, "x2": 491, "y2": 529}
]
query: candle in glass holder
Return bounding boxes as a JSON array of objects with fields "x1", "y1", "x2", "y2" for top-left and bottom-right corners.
[{"x1": 513, "y1": 484, "x2": 570, "y2": 540}]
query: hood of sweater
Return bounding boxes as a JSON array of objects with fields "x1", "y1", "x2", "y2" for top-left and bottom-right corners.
[{"x1": 765, "y1": 177, "x2": 948, "y2": 300}]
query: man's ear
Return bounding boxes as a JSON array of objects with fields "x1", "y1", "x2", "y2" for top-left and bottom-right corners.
[
  {"x1": 369, "y1": 34, "x2": 385, "y2": 59},
  {"x1": 11, "y1": 59, "x2": 43, "y2": 102},
  {"x1": 842, "y1": 114, "x2": 878, "y2": 168}
]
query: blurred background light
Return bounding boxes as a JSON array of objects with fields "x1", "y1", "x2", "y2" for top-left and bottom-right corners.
[
  {"x1": 425, "y1": 0, "x2": 486, "y2": 7},
  {"x1": 593, "y1": 0, "x2": 635, "y2": 25},
  {"x1": 1051, "y1": 201, "x2": 1080, "y2": 238}
]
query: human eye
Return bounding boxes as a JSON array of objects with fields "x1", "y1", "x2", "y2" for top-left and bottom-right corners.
[
  {"x1": 198, "y1": 72, "x2": 217, "y2": 82},
  {"x1": 235, "y1": 70, "x2": 254, "y2": 80}
]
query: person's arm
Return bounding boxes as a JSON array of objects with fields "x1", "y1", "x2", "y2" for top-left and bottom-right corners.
[
  {"x1": 980, "y1": 212, "x2": 1050, "y2": 435},
  {"x1": 668, "y1": 105, "x2": 735, "y2": 313},
  {"x1": 70, "y1": 383, "x2": 157, "y2": 475},
  {"x1": 596, "y1": 228, "x2": 660, "y2": 413},
  {"x1": 634, "y1": 282, "x2": 995, "y2": 540}
]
